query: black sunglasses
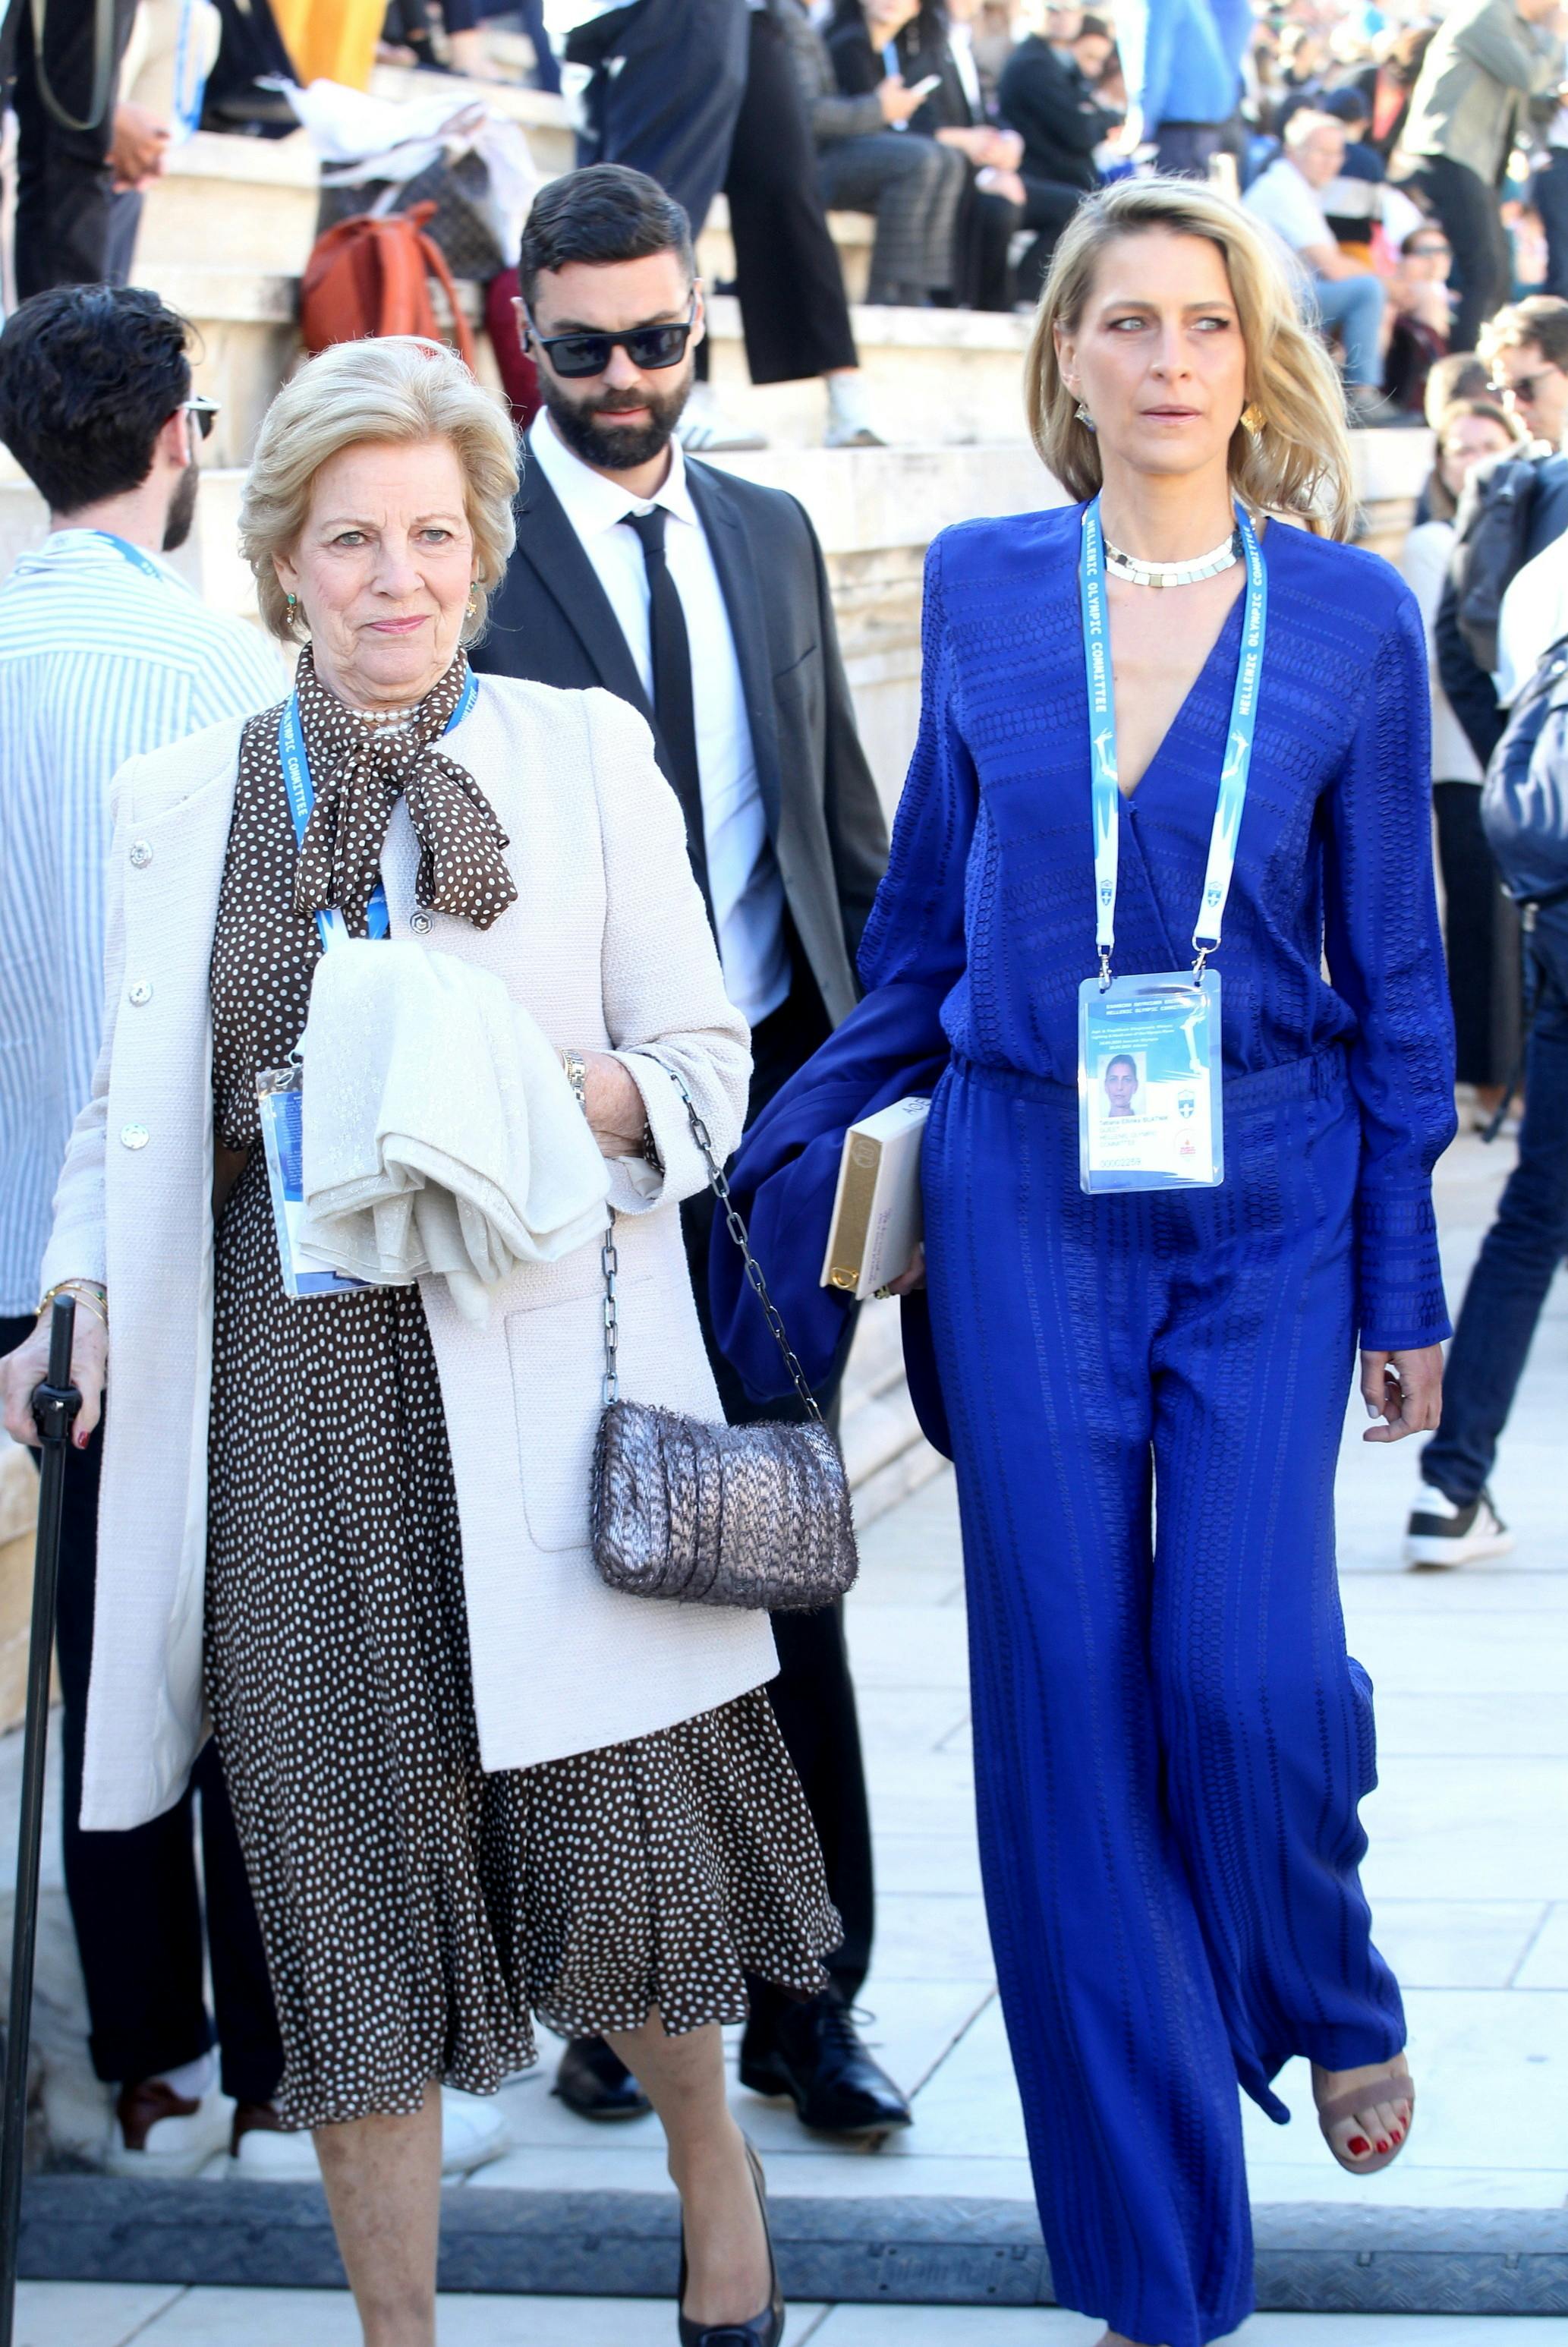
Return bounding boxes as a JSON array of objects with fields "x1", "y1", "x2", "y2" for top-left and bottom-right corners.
[
  {"x1": 528, "y1": 307, "x2": 697, "y2": 380},
  {"x1": 1488, "y1": 369, "x2": 1554, "y2": 404},
  {"x1": 181, "y1": 394, "x2": 220, "y2": 440}
]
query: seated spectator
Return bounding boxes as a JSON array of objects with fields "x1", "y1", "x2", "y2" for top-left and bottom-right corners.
[
  {"x1": 1531, "y1": 77, "x2": 1568, "y2": 299},
  {"x1": 884, "y1": 0, "x2": 1031, "y2": 310},
  {"x1": 1273, "y1": 23, "x2": 1329, "y2": 133},
  {"x1": 1384, "y1": 221, "x2": 1455, "y2": 414},
  {"x1": 1346, "y1": 24, "x2": 1436, "y2": 164},
  {"x1": 998, "y1": 2, "x2": 1119, "y2": 301},
  {"x1": 1425, "y1": 347, "x2": 1491, "y2": 429},
  {"x1": 1072, "y1": 11, "x2": 1118, "y2": 106},
  {"x1": 1245, "y1": 109, "x2": 1391, "y2": 424},
  {"x1": 1318, "y1": 87, "x2": 1384, "y2": 259},
  {"x1": 781, "y1": 0, "x2": 965, "y2": 305}
]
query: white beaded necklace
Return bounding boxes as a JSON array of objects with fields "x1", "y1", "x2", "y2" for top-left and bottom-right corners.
[{"x1": 1102, "y1": 527, "x2": 1241, "y2": 591}]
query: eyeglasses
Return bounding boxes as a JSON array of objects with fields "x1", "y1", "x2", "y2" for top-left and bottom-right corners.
[
  {"x1": 527, "y1": 307, "x2": 697, "y2": 380},
  {"x1": 1488, "y1": 369, "x2": 1555, "y2": 405},
  {"x1": 1408, "y1": 240, "x2": 1450, "y2": 257},
  {"x1": 181, "y1": 395, "x2": 220, "y2": 440}
]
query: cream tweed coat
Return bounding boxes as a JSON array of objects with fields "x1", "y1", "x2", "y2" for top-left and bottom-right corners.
[{"x1": 41, "y1": 676, "x2": 776, "y2": 1832}]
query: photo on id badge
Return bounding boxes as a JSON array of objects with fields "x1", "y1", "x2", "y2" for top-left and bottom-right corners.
[{"x1": 1078, "y1": 972, "x2": 1223, "y2": 1193}]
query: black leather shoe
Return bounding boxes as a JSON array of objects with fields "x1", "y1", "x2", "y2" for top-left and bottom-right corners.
[
  {"x1": 678, "y1": 2137, "x2": 783, "y2": 2347},
  {"x1": 738, "y1": 1993, "x2": 913, "y2": 2136},
  {"x1": 553, "y1": 2034, "x2": 653, "y2": 2121}
]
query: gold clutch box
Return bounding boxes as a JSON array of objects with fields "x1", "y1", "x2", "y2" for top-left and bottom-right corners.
[{"x1": 819, "y1": 1095, "x2": 931, "y2": 1302}]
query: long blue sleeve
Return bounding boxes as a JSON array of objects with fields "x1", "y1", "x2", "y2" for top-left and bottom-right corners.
[
  {"x1": 711, "y1": 536, "x2": 973, "y2": 1427},
  {"x1": 1322, "y1": 588, "x2": 1457, "y2": 1352},
  {"x1": 858, "y1": 533, "x2": 980, "y2": 1007}
]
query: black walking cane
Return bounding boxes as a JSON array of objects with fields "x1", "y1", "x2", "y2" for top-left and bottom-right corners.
[{"x1": 0, "y1": 1296, "x2": 81, "y2": 2347}]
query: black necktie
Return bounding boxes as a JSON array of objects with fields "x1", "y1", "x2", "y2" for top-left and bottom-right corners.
[{"x1": 622, "y1": 505, "x2": 711, "y2": 915}]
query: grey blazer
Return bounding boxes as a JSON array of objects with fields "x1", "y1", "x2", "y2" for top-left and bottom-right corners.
[{"x1": 1401, "y1": 0, "x2": 1562, "y2": 184}]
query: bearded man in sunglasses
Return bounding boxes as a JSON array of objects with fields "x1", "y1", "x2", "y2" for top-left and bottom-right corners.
[{"x1": 472, "y1": 162, "x2": 909, "y2": 2140}]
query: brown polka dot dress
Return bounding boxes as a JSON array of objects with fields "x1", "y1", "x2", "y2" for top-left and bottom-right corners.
[{"x1": 205, "y1": 685, "x2": 840, "y2": 2132}]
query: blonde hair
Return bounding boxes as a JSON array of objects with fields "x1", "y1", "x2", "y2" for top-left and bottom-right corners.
[
  {"x1": 239, "y1": 336, "x2": 521, "y2": 644},
  {"x1": 1025, "y1": 178, "x2": 1356, "y2": 541}
]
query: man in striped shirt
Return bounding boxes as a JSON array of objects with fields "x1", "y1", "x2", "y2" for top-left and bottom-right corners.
[{"x1": 0, "y1": 285, "x2": 289, "y2": 2175}]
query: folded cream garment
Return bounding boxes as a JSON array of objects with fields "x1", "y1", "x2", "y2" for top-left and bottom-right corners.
[{"x1": 297, "y1": 940, "x2": 611, "y2": 1324}]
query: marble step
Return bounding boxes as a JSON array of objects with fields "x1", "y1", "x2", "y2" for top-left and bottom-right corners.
[{"x1": 136, "y1": 112, "x2": 873, "y2": 293}]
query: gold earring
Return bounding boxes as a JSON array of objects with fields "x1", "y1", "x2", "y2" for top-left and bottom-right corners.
[
  {"x1": 1240, "y1": 403, "x2": 1265, "y2": 436},
  {"x1": 465, "y1": 591, "x2": 478, "y2": 619}
]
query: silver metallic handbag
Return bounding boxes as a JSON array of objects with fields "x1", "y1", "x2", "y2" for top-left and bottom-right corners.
[{"x1": 590, "y1": 1080, "x2": 858, "y2": 1611}]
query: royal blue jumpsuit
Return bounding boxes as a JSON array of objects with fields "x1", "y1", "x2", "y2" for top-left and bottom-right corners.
[{"x1": 739, "y1": 506, "x2": 1457, "y2": 2347}]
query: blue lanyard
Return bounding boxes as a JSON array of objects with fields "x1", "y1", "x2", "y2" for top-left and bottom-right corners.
[
  {"x1": 279, "y1": 670, "x2": 478, "y2": 953},
  {"x1": 91, "y1": 531, "x2": 175, "y2": 584},
  {"x1": 171, "y1": 0, "x2": 209, "y2": 143},
  {"x1": 1080, "y1": 496, "x2": 1267, "y2": 984}
]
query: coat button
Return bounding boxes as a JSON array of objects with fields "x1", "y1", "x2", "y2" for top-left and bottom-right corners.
[
  {"x1": 128, "y1": 981, "x2": 153, "y2": 1006},
  {"x1": 128, "y1": 840, "x2": 153, "y2": 868},
  {"x1": 410, "y1": 911, "x2": 433, "y2": 936},
  {"x1": 119, "y1": 1123, "x2": 150, "y2": 1150}
]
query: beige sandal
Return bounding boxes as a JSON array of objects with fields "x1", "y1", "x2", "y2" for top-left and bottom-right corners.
[{"x1": 1316, "y1": 2067, "x2": 1415, "y2": 2175}]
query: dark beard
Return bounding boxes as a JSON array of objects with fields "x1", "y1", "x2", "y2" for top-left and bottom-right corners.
[
  {"x1": 543, "y1": 369, "x2": 692, "y2": 473},
  {"x1": 162, "y1": 463, "x2": 200, "y2": 553}
]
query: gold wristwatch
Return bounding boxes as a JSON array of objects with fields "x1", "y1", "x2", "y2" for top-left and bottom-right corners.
[{"x1": 561, "y1": 1050, "x2": 588, "y2": 1116}]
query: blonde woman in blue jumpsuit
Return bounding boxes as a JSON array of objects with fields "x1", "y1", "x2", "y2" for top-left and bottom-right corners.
[{"x1": 715, "y1": 178, "x2": 1457, "y2": 2347}]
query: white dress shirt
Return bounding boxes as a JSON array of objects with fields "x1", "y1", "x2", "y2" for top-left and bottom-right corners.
[
  {"x1": 949, "y1": 21, "x2": 983, "y2": 115},
  {"x1": 1494, "y1": 526, "x2": 1568, "y2": 711},
  {"x1": 527, "y1": 409, "x2": 790, "y2": 1027}
]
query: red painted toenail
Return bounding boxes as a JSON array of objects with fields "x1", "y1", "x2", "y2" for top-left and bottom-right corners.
[
  {"x1": 1375, "y1": 2139, "x2": 1390, "y2": 2152},
  {"x1": 1347, "y1": 2136, "x2": 1370, "y2": 2155}
]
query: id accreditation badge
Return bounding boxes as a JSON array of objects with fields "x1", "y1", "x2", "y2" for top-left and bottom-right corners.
[
  {"x1": 1078, "y1": 972, "x2": 1223, "y2": 1195},
  {"x1": 257, "y1": 1063, "x2": 369, "y2": 1298}
]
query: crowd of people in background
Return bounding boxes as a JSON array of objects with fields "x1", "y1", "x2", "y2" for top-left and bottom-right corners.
[{"x1": 4, "y1": 0, "x2": 1568, "y2": 427}]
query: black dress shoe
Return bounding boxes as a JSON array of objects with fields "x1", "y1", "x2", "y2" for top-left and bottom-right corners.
[
  {"x1": 678, "y1": 2137, "x2": 783, "y2": 2347},
  {"x1": 553, "y1": 2034, "x2": 653, "y2": 2121},
  {"x1": 738, "y1": 1993, "x2": 912, "y2": 2136}
]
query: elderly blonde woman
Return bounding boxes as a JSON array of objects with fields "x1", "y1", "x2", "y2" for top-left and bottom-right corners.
[
  {"x1": 1, "y1": 334, "x2": 831, "y2": 2347},
  {"x1": 713, "y1": 179, "x2": 1456, "y2": 2347}
]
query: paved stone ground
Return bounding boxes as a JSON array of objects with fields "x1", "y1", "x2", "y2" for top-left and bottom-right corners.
[{"x1": 6, "y1": 1127, "x2": 1566, "y2": 2342}]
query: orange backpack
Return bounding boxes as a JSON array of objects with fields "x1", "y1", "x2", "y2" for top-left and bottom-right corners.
[{"x1": 299, "y1": 200, "x2": 477, "y2": 370}]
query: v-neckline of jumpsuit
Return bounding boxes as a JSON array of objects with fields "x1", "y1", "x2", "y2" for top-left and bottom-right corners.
[{"x1": 1114, "y1": 579, "x2": 1247, "y2": 811}]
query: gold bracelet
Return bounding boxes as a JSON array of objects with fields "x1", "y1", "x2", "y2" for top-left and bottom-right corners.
[{"x1": 37, "y1": 1279, "x2": 108, "y2": 1331}]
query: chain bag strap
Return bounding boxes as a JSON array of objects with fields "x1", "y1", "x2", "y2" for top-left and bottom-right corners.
[{"x1": 590, "y1": 1067, "x2": 858, "y2": 1612}]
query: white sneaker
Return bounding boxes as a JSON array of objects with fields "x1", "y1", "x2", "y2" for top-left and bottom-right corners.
[
  {"x1": 440, "y1": 2087, "x2": 512, "y2": 2175},
  {"x1": 1403, "y1": 1482, "x2": 1515, "y2": 1567},
  {"x1": 823, "y1": 418, "x2": 886, "y2": 449},
  {"x1": 676, "y1": 383, "x2": 769, "y2": 453},
  {"x1": 102, "y1": 2081, "x2": 235, "y2": 2178}
]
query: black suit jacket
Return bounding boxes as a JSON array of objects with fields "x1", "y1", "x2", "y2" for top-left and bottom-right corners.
[
  {"x1": 1436, "y1": 449, "x2": 1568, "y2": 769},
  {"x1": 998, "y1": 34, "x2": 1116, "y2": 193},
  {"x1": 471, "y1": 449, "x2": 889, "y2": 1032}
]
